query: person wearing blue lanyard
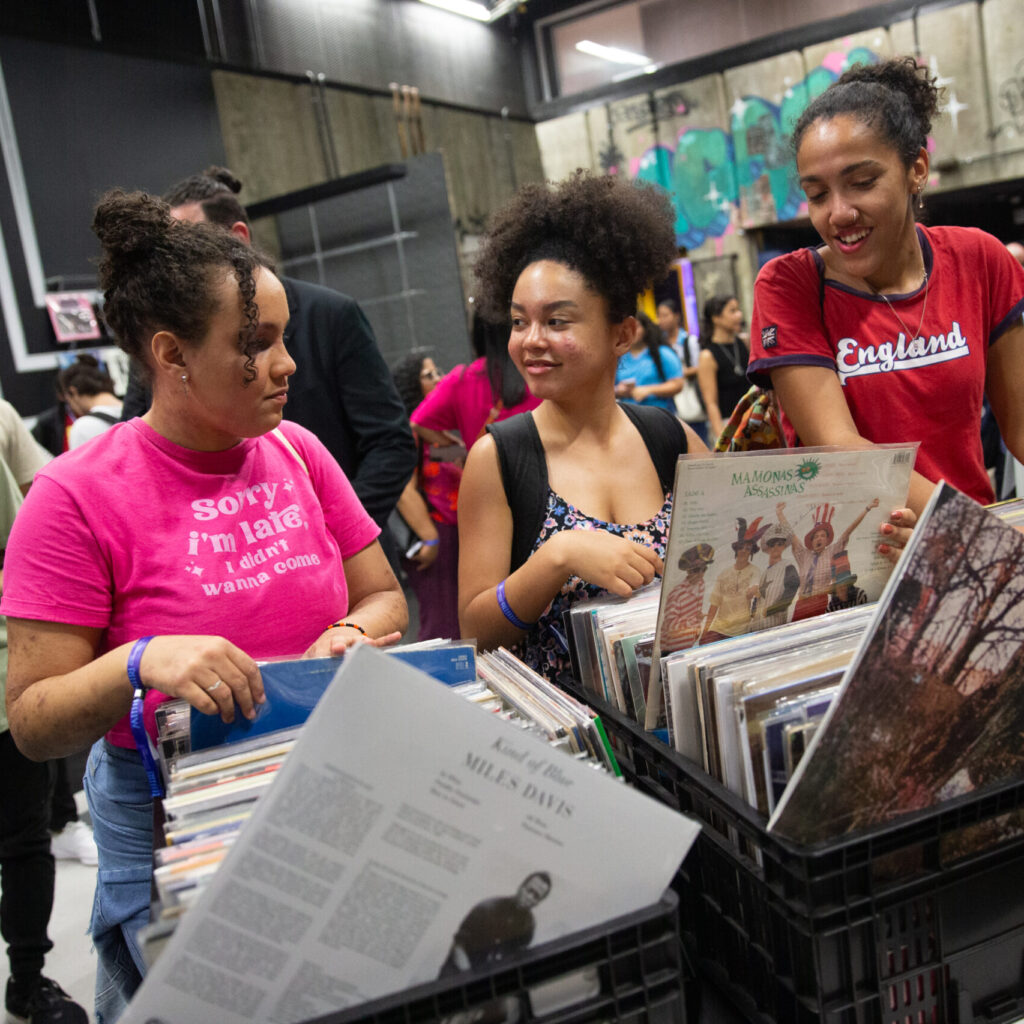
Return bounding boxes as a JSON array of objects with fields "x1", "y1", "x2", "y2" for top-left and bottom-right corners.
[{"x1": 0, "y1": 190, "x2": 407, "y2": 1023}]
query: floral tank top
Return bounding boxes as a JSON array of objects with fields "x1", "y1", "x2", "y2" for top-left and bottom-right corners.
[{"x1": 513, "y1": 488, "x2": 673, "y2": 683}]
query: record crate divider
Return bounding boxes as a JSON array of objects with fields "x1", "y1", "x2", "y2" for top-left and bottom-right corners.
[
  {"x1": 570, "y1": 686, "x2": 1024, "y2": 1024},
  {"x1": 302, "y1": 889, "x2": 687, "y2": 1024}
]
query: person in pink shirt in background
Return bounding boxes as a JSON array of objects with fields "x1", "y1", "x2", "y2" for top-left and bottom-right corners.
[
  {"x1": 392, "y1": 351, "x2": 463, "y2": 640},
  {"x1": 410, "y1": 312, "x2": 541, "y2": 458}
]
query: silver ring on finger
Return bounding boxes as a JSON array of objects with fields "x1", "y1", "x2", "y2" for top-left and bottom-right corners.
[{"x1": 206, "y1": 679, "x2": 223, "y2": 693}]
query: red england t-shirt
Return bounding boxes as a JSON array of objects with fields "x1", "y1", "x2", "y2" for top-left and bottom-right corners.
[{"x1": 748, "y1": 225, "x2": 1024, "y2": 505}]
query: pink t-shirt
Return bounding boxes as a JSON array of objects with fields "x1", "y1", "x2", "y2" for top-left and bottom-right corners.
[
  {"x1": 410, "y1": 357, "x2": 541, "y2": 448},
  {"x1": 1, "y1": 419, "x2": 379, "y2": 747}
]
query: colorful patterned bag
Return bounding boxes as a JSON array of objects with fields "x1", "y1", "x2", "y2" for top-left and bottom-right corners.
[{"x1": 713, "y1": 385, "x2": 784, "y2": 452}]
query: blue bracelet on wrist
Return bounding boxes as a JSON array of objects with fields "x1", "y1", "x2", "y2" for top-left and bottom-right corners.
[
  {"x1": 127, "y1": 635, "x2": 155, "y2": 694},
  {"x1": 126, "y1": 636, "x2": 164, "y2": 798},
  {"x1": 422, "y1": 537, "x2": 439, "y2": 547},
  {"x1": 496, "y1": 580, "x2": 533, "y2": 631}
]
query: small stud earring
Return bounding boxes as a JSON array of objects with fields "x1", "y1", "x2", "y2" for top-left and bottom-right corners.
[{"x1": 181, "y1": 373, "x2": 189, "y2": 395}]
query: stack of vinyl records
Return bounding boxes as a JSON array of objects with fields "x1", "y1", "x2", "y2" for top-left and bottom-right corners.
[{"x1": 145, "y1": 640, "x2": 622, "y2": 957}]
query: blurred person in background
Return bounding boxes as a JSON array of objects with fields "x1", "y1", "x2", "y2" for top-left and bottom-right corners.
[
  {"x1": 697, "y1": 294, "x2": 751, "y2": 441},
  {"x1": 410, "y1": 311, "x2": 541, "y2": 457},
  {"x1": 657, "y1": 298, "x2": 708, "y2": 442},
  {"x1": 57, "y1": 355, "x2": 123, "y2": 449},
  {"x1": 614, "y1": 310, "x2": 684, "y2": 413},
  {"x1": 392, "y1": 352, "x2": 462, "y2": 640}
]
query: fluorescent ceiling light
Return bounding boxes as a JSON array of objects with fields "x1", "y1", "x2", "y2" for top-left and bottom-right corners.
[
  {"x1": 611, "y1": 64, "x2": 660, "y2": 82},
  {"x1": 575, "y1": 39, "x2": 651, "y2": 66},
  {"x1": 417, "y1": 0, "x2": 490, "y2": 21}
]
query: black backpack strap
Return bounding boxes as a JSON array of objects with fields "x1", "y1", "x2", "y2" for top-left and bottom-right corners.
[
  {"x1": 487, "y1": 412, "x2": 548, "y2": 574},
  {"x1": 620, "y1": 402, "x2": 688, "y2": 493},
  {"x1": 85, "y1": 410, "x2": 119, "y2": 426}
]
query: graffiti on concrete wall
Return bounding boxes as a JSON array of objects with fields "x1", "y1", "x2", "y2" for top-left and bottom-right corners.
[
  {"x1": 625, "y1": 46, "x2": 881, "y2": 248},
  {"x1": 993, "y1": 56, "x2": 1024, "y2": 140}
]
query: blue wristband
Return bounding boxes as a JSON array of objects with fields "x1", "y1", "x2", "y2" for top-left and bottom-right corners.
[
  {"x1": 422, "y1": 538, "x2": 439, "y2": 547},
  {"x1": 127, "y1": 635, "x2": 155, "y2": 693},
  {"x1": 126, "y1": 636, "x2": 163, "y2": 798},
  {"x1": 496, "y1": 580, "x2": 533, "y2": 631}
]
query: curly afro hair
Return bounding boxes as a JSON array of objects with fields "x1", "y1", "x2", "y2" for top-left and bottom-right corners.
[
  {"x1": 792, "y1": 56, "x2": 941, "y2": 167},
  {"x1": 93, "y1": 189, "x2": 275, "y2": 385},
  {"x1": 473, "y1": 171, "x2": 678, "y2": 324}
]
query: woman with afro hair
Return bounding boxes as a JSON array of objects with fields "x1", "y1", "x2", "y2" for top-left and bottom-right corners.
[{"x1": 458, "y1": 172, "x2": 707, "y2": 681}]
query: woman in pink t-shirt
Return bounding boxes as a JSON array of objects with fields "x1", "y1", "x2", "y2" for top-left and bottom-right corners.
[
  {"x1": 410, "y1": 313, "x2": 541, "y2": 456},
  {"x1": 1, "y1": 190, "x2": 407, "y2": 1021}
]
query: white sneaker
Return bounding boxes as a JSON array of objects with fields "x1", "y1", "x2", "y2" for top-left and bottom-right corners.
[{"x1": 50, "y1": 820, "x2": 98, "y2": 866}]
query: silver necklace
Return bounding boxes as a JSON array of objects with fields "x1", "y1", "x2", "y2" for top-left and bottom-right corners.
[
  {"x1": 870, "y1": 269, "x2": 930, "y2": 341},
  {"x1": 715, "y1": 335, "x2": 744, "y2": 375}
]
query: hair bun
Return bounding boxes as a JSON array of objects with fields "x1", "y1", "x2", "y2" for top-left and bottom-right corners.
[
  {"x1": 92, "y1": 189, "x2": 173, "y2": 260},
  {"x1": 203, "y1": 166, "x2": 243, "y2": 194}
]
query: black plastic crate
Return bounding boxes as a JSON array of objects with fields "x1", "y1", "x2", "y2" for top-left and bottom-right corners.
[
  {"x1": 305, "y1": 890, "x2": 686, "y2": 1024},
  {"x1": 579, "y1": 692, "x2": 1024, "y2": 1024}
]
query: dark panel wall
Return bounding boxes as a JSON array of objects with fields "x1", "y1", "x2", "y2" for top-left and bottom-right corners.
[
  {"x1": 267, "y1": 154, "x2": 472, "y2": 371},
  {"x1": 0, "y1": 35, "x2": 225, "y2": 411},
  {"x1": 234, "y1": 0, "x2": 529, "y2": 118}
]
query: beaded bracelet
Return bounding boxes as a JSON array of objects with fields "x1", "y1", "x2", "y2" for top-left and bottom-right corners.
[
  {"x1": 496, "y1": 580, "x2": 533, "y2": 631},
  {"x1": 326, "y1": 620, "x2": 367, "y2": 636}
]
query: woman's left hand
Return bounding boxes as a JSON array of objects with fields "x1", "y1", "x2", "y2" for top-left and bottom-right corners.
[
  {"x1": 302, "y1": 626, "x2": 403, "y2": 659},
  {"x1": 878, "y1": 507, "x2": 916, "y2": 563}
]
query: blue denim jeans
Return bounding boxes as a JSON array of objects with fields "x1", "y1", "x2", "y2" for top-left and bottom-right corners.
[{"x1": 83, "y1": 740, "x2": 154, "y2": 1024}]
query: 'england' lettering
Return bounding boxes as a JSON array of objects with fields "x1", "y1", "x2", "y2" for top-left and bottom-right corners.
[{"x1": 836, "y1": 321, "x2": 968, "y2": 384}]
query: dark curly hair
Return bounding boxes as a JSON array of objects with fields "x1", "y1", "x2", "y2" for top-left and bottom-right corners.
[
  {"x1": 163, "y1": 166, "x2": 249, "y2": 227},
  {"x1": 472, "y1": 171, "x2": 678, "y2": 324},
  {"x1": 56, "y1": 354, "x2": 115, "y2": 398},
  {"x1": 792, "y1": 56, "x2": 941, "y2": 167},
  {"x1": 93, "y1": 189, "x2": 274, "y2": 386},
  {"x1": 393, "y1": 351, "x2": 434, "y2": 417}
]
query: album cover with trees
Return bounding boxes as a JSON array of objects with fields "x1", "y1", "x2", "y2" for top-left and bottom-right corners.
[{"x1": 771, "y1": 484, "x2": 1024, "y2": 844}]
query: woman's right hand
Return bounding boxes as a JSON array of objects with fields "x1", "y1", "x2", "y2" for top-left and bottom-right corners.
[
  {"x1": 878, "y1": 507, "x2": 916, "y2": 564},
  {"x1": 547, "y1": 530, "x2": 662, "y2": 597},
  {"x1": 411, "y1": 540, "x2": 440, "y2": 571},
  {"x1": 138, "y1": 635, "x2": 265, "y2": 723}
]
